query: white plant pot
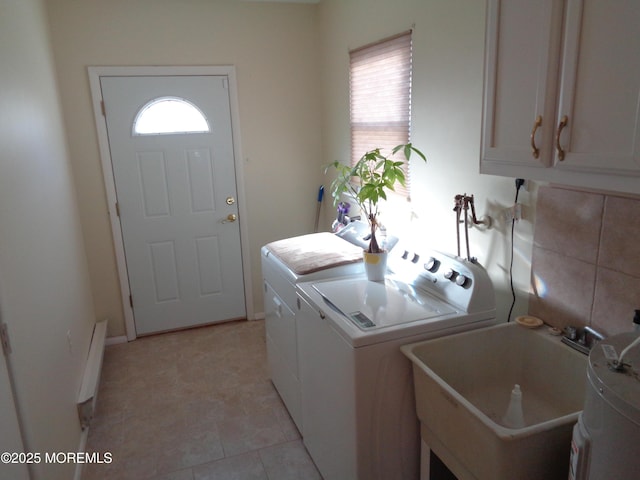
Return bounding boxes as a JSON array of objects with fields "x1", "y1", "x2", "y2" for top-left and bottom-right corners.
[{"x1": 363, "y1": 250, "x2": 388, "y2": 282}]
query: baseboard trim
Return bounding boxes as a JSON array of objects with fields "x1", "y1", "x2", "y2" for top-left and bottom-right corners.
[
  {"x1": 73, "y1": 427, "x2": 89, "y2": 480},
  {"x1": 105, "y1": 335, "x2": 128, "y2": 346}
]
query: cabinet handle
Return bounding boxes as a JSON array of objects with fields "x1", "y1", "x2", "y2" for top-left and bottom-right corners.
[
  {"x1": 530, "y1": 115, "x2": 542, "y2": 159},
  {"x1": 556, "y1": 115, "x2": 568, "y2": 161}
]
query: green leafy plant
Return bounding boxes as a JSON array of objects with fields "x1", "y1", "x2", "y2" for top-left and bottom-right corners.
[{"x1": 325, "y1": 143, "x2": 426, "y2": 253}]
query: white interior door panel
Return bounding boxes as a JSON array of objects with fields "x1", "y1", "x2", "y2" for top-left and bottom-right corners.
[{"x1": 101, "y1": 75, "x2": 246, "y2": 334}]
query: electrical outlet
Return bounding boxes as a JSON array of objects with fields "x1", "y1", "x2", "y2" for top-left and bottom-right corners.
[
  {"x1": 504, "y1": 204, "x2": 522, "y2": 222},
  {"x1": 504, "y1": 208, "x2": 514, "y2": 222}
]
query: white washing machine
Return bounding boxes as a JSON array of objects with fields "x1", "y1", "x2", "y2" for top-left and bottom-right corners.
[
  {"x1": 296, "y1": 243, "x2": 497, "y2": 480},
  {"x1": 261, "y1": 222, "x2": 377, "y2": 431},
  {"x1": 569, "y1": 332, "x2": 640, "y2": 479}
]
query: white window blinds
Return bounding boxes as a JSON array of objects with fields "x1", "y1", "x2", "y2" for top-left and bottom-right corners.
[{"x1": 349, "y1": 30, "x2": 413, "y2": 198}]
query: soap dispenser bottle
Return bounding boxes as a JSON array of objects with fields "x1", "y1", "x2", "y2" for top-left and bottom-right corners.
[{"x1": 502, "y1": 384, "x2": 526, "y2": 428}]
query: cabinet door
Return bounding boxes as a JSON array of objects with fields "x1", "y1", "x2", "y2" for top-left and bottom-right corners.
[
  {"x1": 264, "y1": 281, "x2": 298, "y2": 377},
  {"x1": 555, "y1": 0, "x2": 640, "y2": 175},
  {"x1": 264, "y1": 281, "x2": 302, "y2": 430},
  {"x1": 481, "y1": 0, "x2": 565, "y2": 173}
]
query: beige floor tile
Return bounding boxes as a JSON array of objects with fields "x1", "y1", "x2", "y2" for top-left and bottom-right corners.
[
  {"x1": 259, "y1": 440, "x2": 322, "y2": 480},
  {"x1": 151, "y1": 469, "x2": 194, "y2": 480},
  {"x1": 84, "y1": 320, "x2": 320, "y2": 479},
  {"x1": 217, "y1": 410, "x2": 287, "y2": 457},
  {"x1": 155, "y1": 430, "x2": 225, "y2": 474},
  {"x1": 193, "y1": 451, "x2": 267, "y2": 480}
]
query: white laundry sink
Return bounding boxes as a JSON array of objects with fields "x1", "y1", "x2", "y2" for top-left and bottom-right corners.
[{"x1": 401, "y1": 322, "x2": 588, "y2": 480}]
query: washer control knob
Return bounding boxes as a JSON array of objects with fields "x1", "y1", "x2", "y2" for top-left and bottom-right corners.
[
  {"x1": 456, "y1": 274, "x2": 469, "y2": 287},
  {"x1": 424, "y1": 257, "x2": 440, "y2": 272},
  {"x1": 401, "y1": 250, "x2": 409, "y2": 260},
  {"x1": 444, "y1": 269, "x2": 456, "y2": 280},
  {"x1": 411, "y1": 253, "x2": 420, "y2": 264}
]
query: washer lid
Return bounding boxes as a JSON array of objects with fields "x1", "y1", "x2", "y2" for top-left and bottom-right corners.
[{"x1": 312, "y1": 277, "x2": 456, "y2": 331}]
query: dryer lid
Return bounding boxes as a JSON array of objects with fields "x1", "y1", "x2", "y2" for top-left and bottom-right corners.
[{"x1": 265, "y1": 232, "x2": 362, "y2": 275}]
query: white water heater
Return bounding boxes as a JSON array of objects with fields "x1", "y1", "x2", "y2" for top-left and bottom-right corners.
[{"x1": 569, "y1": 332, "x2": 640, "y2": 479}]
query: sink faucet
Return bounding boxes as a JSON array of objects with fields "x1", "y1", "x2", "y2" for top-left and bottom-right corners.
[{"x1": 562, "y1": 325, "x2": 606, "y2": 355}]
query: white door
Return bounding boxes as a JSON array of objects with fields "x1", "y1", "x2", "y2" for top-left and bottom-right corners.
[{"x1": 100, "y1": 75, "x2": 246, "y2": 335}]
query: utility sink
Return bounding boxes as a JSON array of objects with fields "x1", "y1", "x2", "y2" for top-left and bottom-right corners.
[{"x1": 401, "y1": 322, "x2": 588, "y2": 480}]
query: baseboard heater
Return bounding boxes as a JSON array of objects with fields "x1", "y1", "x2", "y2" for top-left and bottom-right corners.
[{"x1": 77, "y1": 319, "x2": 108, "y2": 430}]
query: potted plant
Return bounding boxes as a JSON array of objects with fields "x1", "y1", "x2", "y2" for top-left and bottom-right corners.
[{"x1": 325, "y1": 143, "x2": 426, "y2": 280}]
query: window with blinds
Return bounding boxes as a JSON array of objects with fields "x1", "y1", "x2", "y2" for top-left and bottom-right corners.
[{"x1": 349, "y1": 30, "x2": 413, "y2": 199}]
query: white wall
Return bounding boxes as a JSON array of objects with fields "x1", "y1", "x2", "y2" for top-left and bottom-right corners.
[
  {"x1": 46, "y1": 0, "x2": 324, "y2": 336},
  {"x1": 0, "y1": 0, "x2": 96, "y2": 478},
  {"x1": 318, "y1": 0, "x2": 535, "y2": 322},
  {"x1": 45, "y1": 0, "x2": 534, "y2": 337}
]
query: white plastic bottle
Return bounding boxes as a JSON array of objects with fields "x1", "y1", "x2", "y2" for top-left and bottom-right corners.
[{"x1": 502, "y1": 384, "x2": 526, "y2": 428}]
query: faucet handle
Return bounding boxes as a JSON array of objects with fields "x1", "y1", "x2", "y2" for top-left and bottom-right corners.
[
  {"x1": 561, "y1": 325, "x2": 605, "y2": 355},
  {"x1": 583, "y1": 325, "x2": 605, "y2": 342},
  {"x1": 564, "y1": 326, "x2": 578, "y2": 341}
]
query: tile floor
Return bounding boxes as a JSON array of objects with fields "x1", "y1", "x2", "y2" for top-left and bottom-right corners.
[{"x1": 83, "y1": 320, "x2": 322, "y2": 480}]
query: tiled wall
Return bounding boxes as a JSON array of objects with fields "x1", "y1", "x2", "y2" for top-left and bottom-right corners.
[{"x1": 529, "y1": 185, "x2": 640, "y2": 336}]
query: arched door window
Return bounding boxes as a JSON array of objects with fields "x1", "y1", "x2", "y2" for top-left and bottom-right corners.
[{"x1": 133, "y1": 97, "x2": 210, "y2": 135}]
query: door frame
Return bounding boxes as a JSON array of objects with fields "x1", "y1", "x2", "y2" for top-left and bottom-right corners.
[{"x1": 88, "y1": 66, "x2": 253, "y2": 341}]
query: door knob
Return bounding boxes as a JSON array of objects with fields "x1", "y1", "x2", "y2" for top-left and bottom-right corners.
[{"x1": 222, "y1": 213, "x2": 237, "y2": 223}]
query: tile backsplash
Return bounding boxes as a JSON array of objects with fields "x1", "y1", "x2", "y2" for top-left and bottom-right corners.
[{"x1": 529, "y1": 185, "x2": 640, "y2": 336}]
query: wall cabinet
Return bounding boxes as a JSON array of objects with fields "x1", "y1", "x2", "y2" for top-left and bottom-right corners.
[{"x1": 481, "y1": 0, "x2": 640, "y2": 195}]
